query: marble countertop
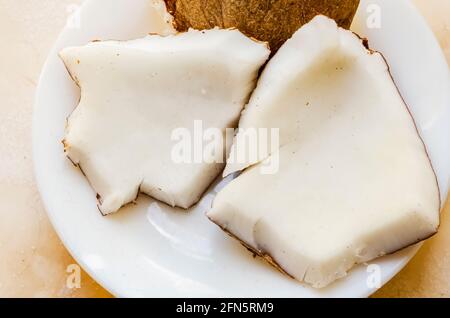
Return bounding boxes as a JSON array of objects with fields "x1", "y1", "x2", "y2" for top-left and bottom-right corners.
[{"x1": 0, "y1": 0, "x2": 448, "y2": 298}]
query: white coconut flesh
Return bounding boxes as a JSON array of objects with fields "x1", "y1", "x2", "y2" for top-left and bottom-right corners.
[
  {"x1": 60, "y1": 29, "x2": 270, "y2": 215},
  {"x1": 208, "y1": 16, "x2": 440, "y2": 288}
]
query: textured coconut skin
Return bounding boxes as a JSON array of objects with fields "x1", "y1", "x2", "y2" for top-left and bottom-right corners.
[{"x1": 165, "y1": 0, "x2": 360, "y2": 52}]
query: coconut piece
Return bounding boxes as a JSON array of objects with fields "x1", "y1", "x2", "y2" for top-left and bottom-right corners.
[
  {"x1": 60, "y1": 29, "x2": 270, "y2": 215},
  {"x1": 164, "y1": 0, "x2": 360, "y2": 53},
  {"x1": 207, "y1": 16, "x2": 440, "y2": 288}
]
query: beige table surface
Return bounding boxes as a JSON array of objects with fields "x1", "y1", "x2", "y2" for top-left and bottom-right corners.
[{"x1": 0, "y1": 0, "x2": 449, "y2": 298}]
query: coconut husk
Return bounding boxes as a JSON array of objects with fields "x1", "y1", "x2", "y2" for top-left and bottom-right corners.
[{"x1": 164, "y1": 0, "x2": 360, "y2": 52}]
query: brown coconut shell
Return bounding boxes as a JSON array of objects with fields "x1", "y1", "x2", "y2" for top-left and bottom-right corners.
[{"x1": 164, "y1": 0, "x2": 360, "y2": 53}]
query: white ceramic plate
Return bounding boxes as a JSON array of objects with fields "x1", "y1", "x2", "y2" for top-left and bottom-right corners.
[{"x1": 33, "y1": 0, "x2": 450, "y2": 297}]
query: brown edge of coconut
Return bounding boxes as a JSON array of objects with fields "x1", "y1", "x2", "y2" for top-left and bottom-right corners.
[
  {"x1": 64, "y1": 149, "x2": 144, "y2": 216},
  {"x1": 207, "y1": 214, "x2": 295, "y2": 280},
  {"x1": 209, "y1": 210, "x2": 438, "y2": 287},
  {"x1": 350, "y1": 30, "x2": 441, "y2": 218},
  {"x1": 350, "y1": 32, "x2": 441, "y2": 217},
  {"x1": 376, "y1": 51, "x2": 442, "y2": 216},
  {"x1": 350, "y1": 31, "x2": 442, "y2": 218}
]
